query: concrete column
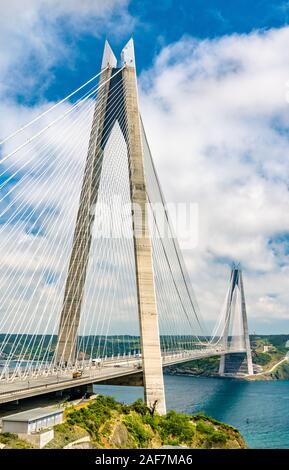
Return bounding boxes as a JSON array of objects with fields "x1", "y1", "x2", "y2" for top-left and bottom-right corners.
[
  {"x1": 122, "y1": 40, "x2": 166, "y2": 414},
  {"x1": 218, "y1": 354, "x2": 226, "y2": 376},
  {"x1": 83, "y1": 384, "x2": 94, "y2": 396},
  {"x1": 239, "y1": 271, "x2": 253, "y2": 375},
  {"x1": 219, "y1": 270, "x2": 234, "y2": 376},
  {"x1": 55, "y1": 44, "x2": 116, "y2": 365}
]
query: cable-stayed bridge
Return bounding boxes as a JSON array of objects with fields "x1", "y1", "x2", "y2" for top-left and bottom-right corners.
[{"x1": 0, "y1": 40, "x2": 253, "y2": 413}]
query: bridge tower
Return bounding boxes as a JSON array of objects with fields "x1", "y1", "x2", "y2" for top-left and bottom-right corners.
[
  {"x1": 219, "y1": 265, "x2": 253, "y2": 376},
  {"x1": 55, "y1": 40, "x2": 166, "y2": 414}
]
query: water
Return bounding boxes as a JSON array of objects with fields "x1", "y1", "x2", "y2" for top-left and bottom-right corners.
[{"x1": 94, "y1": 375, "x2": 289, "y2": 449}]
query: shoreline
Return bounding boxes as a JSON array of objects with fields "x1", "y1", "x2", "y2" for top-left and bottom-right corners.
[{"x1": 165, "y1": 359, "x2": 289, "y2": 382}]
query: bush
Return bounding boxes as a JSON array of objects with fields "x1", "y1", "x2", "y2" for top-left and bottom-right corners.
[
  {"x1": 124, "y1": 413, "x2": 154, "y2": 447},
  {"x1": 130, "y1": 399, "x2": 150, "y2": 416},
  {"x1": 196, "y1": 419, "x2": 228, "y2": 447},
  {"x1": 253, "y1": 352, "x2": 271, "y2": 365},
  {"x1": 0, "y1": 432, "x2": 18, "y2": 444},
  {"x1": 196, "y1": 420, "x2": 213, "y2": 434},
  {"x1": 67, "y1": 395, "x2": 120, "y2": 440},
  {"x1": 143, "y1": 413, "x2": 161, "y2": 432},
  {"x1": 194, "y1": 412, "x2": 233, "y2": 430},
  {"x1": 0, "y1": 432, "x2": 34, "y2": 449},
  {"x1": 210, "y1": 431, "x2": 227, "y2": 444},
  {"x1": 45, "y1": 423, "x2": 88, "y2": 448},
  {"x1": 121, "y1": 404, "x2": 131, "y2": 415},
  {"x1": 160, "y1": 410, "x2": 195, "y2": 445}
]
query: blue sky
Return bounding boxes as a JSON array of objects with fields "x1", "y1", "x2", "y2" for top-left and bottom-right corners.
[
  {"x1": 0, "y1": 0, "x2": 289, "y2": 335},
  {"x1": 12, "y1": 0, "x2": 289, "y2": 104}
]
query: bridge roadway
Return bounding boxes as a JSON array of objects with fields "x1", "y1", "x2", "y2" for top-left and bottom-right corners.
[{"x1": 0, "y1": 347, "x2": 245, "y2": 405}]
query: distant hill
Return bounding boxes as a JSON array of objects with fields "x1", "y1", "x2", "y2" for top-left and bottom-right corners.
[{"x1": 165, "y1": 334, "x2": 289, "y2": 380}]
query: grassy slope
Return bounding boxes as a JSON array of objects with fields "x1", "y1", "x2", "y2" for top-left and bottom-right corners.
[
  {"x1": 250, "y1": 335, "x2": 289, "y2": 379},
  {"x1": 0, "y1": 432, "x2": 35, "y2": 449},
  {"x1": 44, "y1": 395, "x2": 247, "y2": 449}
]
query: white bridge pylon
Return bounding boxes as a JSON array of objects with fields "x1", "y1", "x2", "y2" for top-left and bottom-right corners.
[
  {"x1": 0, "y1": 41, "x2": 253, "y2": 410},
  {"x1": 218, "y1": 265, "x2": 253, "y2": 376}
]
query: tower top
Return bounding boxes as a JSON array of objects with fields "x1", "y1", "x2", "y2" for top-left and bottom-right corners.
[
  {"x1": 101, "y1": 39, "x2": 135, "y2": 69},
  {"x1": 121, "y1": 38, "x2": 135, "y2": 68},
  {"x1": 101, "y1": 40, "x2": 117, "y2": 69},
  {"x1": 232, "y1": 261, "x2": 241, "y2": 271}
]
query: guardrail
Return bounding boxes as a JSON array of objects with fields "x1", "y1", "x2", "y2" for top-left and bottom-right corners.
[{"x1": 0, "y1": 347, "x2": 247, "y2": 402}]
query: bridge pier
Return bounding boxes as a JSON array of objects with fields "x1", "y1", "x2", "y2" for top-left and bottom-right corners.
[
  {"x1": 219, "y1": 352, "x2": 252, "y2": 376},
  {"x1": 121, "y1": 40, "x2": 166, "y2": 414},
  {"x1": 54, "y1": 49, "x2": 115, "y2": 366},
  {"x1": 83, "y1": 384, "x2": 94, "y2": 396},
  {"x1": 54, "y1": 39, "x2": 166, "y2": 414},
  {"x1": 219, "y1": 266, "x2": 253, "y2": 377}
]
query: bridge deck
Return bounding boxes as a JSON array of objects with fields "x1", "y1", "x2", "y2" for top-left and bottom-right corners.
[{"x1": 0, "y1": 348, "x2": 245, "y2": 405}]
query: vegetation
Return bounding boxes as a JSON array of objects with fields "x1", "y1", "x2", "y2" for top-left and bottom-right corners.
[
  {"x1": 0, "y1": 395, "x2": 247, "y2": 449},
  {"x1": 252, "y1": 335, "x2": 289, "y2": 354},
  {"x1": 44, "y1": 395, "x2": 247, "y2": 449},
  {"x1": 123, "y1": 413, "x2": 154, "y2": 447},
  {"x1": 160, "y1": 410, "x2": 195, "y2": 445},
  {"x1": 45, "y1": 423, "x2": 88, "y2": 449},
  {"x1": 249, "y1": 335, "x2": 289, "y2": 379},
  {"x1": 0, "y1": 334, "x2": 142, "y2": 361},
  {"x1": 271, "y1": 361, "x2": 289, "y2": 380},
  {"x1": 166, "y1": 335, "x2": 289, "y2": 380},
  {"x1": 165, "y1": 356, "x2": 220, "y2": 377},
  {"x1": 252, "y1": 352, "x2": 271, "y2": 365},
  {"x1": 0, "y1": 432, "x2": 35, "y2": 449}
]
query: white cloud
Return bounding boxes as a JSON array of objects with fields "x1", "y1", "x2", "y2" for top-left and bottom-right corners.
[
  {"x1": 0, "y1": 0, "x2": 132, "y2": 98},
  {"x1": 140, "y1": 27, "x2": 289, "y2": 332},
  {"x1": 1, "y1": 1, "x2": 288, "y2": 342}
]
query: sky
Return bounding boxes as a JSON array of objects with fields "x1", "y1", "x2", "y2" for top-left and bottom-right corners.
[{"x1": 0, "y1": 0, "x2": 289, "y2": 335}]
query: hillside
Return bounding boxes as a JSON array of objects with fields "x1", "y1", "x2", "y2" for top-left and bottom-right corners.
[
  {"x1": 165, "y1": 356, "x2": 220, "y2": 378},
  {"x1": 0, "y1": 396, "x2": 247, "y2": 449},
  {"x1": 165, "y1": 335, "x2": 289, "y2": 380},
  {"x1": 47, "y1": 396, "x2": 247, "y2": 449},
  {"x1": 248, "y1": 335, "x2": 289, "y2": 380}
]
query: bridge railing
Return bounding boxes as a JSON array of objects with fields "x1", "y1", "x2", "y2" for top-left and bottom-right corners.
[{"x1": 0, "y1": 345, "x2": 247, "y2": 384}]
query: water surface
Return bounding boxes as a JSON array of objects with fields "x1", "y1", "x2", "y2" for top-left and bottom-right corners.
[{"x1": 94, "y1": 375, "x2": 289, "y2": 449}]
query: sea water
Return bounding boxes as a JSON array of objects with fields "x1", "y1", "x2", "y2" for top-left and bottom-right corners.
[{"x1": 94, "y1": 375, "x2": 289, "y2": 449}]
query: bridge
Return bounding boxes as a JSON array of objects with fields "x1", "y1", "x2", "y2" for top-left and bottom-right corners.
[{"x1": 0, "y1": 40, "x2": 253, "y2": 414}]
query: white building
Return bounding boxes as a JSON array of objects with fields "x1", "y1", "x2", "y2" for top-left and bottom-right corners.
[{"x1": 2, "y1": 407, "x2": 64, "y2": 434}]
